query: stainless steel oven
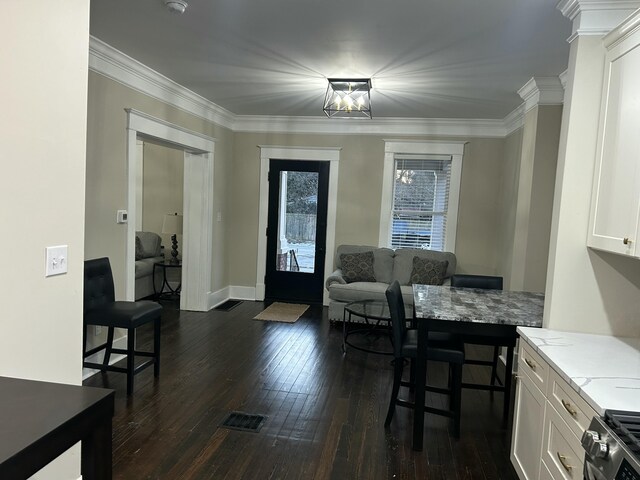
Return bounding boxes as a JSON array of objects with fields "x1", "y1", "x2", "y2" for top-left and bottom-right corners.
[{"x1": 582, "y1": 410, "x2": 640, "y2": 480}]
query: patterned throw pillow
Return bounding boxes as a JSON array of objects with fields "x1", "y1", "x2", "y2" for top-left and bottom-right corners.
[
  {"x1": 340, "y1": 251, "x2": 376, "y2": 283},
  {"x1": 135, "y1": 236, "x2": 145, "y2": 260},
  {"x1": 409, "y1": 256, "x2": 448, "y2": 285}
]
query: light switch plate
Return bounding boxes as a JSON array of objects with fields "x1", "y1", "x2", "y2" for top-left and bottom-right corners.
[
  {"x1": 116, "y1": 210, "x2": 128, "y2": 224},
  {"x1": 45, "y1": 245, "x2": 68, "y2": 277}
]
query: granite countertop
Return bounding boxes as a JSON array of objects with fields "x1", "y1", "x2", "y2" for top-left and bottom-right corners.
[
  {"x1": 413, "y1": 285, "x2": 544, "y2": 327},
  {"x1": 517, "y1": 327, "x2": 640, "y2": 415}
]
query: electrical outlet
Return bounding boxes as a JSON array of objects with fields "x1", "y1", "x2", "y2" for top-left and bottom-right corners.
[{"x1": 95, "y1": 326, "x2": 102, "y2": 336}]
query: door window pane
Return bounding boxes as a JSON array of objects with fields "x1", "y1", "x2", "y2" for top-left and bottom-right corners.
[{"x1": 276, "y1": 171, "x2": 318, "y2": 273}]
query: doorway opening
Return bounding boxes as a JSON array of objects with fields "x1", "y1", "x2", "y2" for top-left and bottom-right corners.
[{"x1": 125, "y1": 109, "x2": 215, "y2": 311}]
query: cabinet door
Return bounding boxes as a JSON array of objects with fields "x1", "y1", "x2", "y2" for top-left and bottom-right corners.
[
  {"x1": 542, "y1": 401, "x2": 584, "y2": 480},
  {"x1": 589, "y1": 39, "x2": 640, "y2": 255},
  {"x1": 511, "y1": 371, "x2": 546, "y2": 480}
]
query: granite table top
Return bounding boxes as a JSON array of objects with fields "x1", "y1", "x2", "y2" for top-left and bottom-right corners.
[
  {"x1": 517, "y1": 327, "x2": 640, "y2": 415},
  {"x1": 412, "y1": 285, "x2": 544, "y2": 328}
]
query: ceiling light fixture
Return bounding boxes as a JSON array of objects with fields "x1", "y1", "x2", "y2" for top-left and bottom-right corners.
[
  {"x1": 164, "y1": 0, "x2": 188, "y2": 14},
  {"x1": 323, "y1": 78, "x2": 372, "y2": 118}
]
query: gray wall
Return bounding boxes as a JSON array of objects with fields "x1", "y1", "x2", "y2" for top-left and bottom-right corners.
[
  {"x1": 141, "y1": 141, "x2": 185, "y2": 250},
  {"x1": 86, "y1": 70, "x2": 233, "y2": 299},
  {"x1": 230, "y1": 132, "x2": 512, "y2": 287}
]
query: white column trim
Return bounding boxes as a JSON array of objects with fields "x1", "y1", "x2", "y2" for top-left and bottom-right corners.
[
  {"x1": 125, "y1": 109, "x2": 215, "y2": 311},
  {"x1": 256, "y1": 146, "x2": 341, "y2": 305},
  {"x1": 557, "y1": 0, "x2": 640, "y2": 42},
  {"x1": 517, "y1": 77, "x2": 565, "y2": 113}
]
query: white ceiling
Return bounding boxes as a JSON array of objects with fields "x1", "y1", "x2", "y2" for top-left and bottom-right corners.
[{"x1": 89, "y1": 0, "x2": 571, "y2": 120}]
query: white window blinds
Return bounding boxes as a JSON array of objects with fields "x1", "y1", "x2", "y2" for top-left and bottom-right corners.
[{"x1": 391, "y1": 154, "x2": 452, "y2": 251}]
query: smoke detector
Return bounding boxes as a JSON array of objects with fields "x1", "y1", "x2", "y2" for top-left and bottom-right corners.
[{"x1": 164, "y1": 0, "x2": 188, "y2": 14}]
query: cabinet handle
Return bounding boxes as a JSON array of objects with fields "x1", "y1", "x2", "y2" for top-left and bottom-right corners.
[
  {"x1": 556, "y1": 452, "x2": 573, "y2": 472},
  {"x1": 524, "y1": 358, "x2": 536, "y2": 370},
  {"x1": 623, "y1": 237, "x2": 631, "y2": 245},
  {"x1": 561, "y1": 399, "x2": 578, "y2": 417}
]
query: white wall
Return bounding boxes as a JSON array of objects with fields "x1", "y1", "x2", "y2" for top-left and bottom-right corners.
[
  {"x1": 545, "y1": 34, "x2": 640, "y2": 337},
  {"x1": 0, "y1": 1, "x2": 89, "y2": 478}
]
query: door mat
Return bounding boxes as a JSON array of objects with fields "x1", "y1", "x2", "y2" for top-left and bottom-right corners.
[
  {"x1": 253, "y1": 302, "x2": 309, "y2": 323},
  {"x1": 214, "y1": 299, "x2": 243, "y2": 311},
  {"x1": 220, "y1": 411, "x2": 267, "y2": 432}
]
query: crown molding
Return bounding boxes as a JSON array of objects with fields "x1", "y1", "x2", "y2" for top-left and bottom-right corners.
[
  {"x1": 559, "y1": 69, "x2": 569, "y2": 89},
  {"x1": 604, "y1": 6, "x2": 640, "y2": 47},
  {"x1": 517, "y1": 77, "x2": 565, "y2": 113},
  {"x1": 557, "y1": 0, "x2": 640, "y2": 41},
  {"x1": 503, "y1": 104, "x2": 526, "y2": 136},
  {"x1": 88, "y1": 36, "x2": 564, "y2": 139},
  {"x1": 232, "y1": 115, "x2": 506, "y2": 137},
  {"x1": 89, "y1": 36, "x2": 236, "y2": 130}
]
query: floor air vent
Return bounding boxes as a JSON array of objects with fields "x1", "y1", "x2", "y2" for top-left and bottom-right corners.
[
  {"x1": 214, "y1": 300, "x2": 243, "y2": 311},
  {"x1": 220, "y1": 412, "x2": 267, "y2": 432}
]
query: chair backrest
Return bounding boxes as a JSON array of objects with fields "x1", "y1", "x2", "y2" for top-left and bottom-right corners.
[
  {"x1": 450, "y1": 274, "x2": 503, "y2": 290},
  {"x1": 84, "y1": 257, "x2": 116, "y2": 314},
  {"x1": 385, "y1": 280, "x2": 407, "y2": 359}
]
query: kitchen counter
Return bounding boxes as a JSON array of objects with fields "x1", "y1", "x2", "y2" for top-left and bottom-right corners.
[{"x1": 517, "y1": 327, "x2": 640, "y2": 415}]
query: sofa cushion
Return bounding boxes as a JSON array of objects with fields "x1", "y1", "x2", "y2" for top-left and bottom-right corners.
[
  {"x1": 329, "y1": 282, "x2": 415, "y2": 305},
  {"x1": 340, "y1": 251, "x2": 376, "y2": 283},
  {"x1": 136, "y1": 231, "x2": 162, "y2": 258},
  {"x1": 135, "y1": 236, "x2": 144, "y2": 261},
  {"x1": 409, "y1": 256, "x2": 448, "y2": 285},
  {"x1": 135, "y1": 257, "x2": 160, "y2": 279},
  {"x1": 392, "y1": 248, "x2": 456, "y2": 285},
  {"x1": 335, "y1": 244, "x2": 394, "y2": 283}
]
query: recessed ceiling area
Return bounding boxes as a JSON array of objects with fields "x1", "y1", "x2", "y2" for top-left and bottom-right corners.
[{"x1": 89, "y1": 0, "x2": 571, "y2": 119}]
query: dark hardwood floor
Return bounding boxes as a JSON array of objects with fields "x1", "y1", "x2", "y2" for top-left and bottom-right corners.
[{"x1": 83, "y1": 300, "x2": 519, "y2": 480}]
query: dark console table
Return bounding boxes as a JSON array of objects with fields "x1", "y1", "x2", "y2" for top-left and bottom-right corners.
[{"x1": 0, "y1": 376, "x2": 114, "y2": 479}]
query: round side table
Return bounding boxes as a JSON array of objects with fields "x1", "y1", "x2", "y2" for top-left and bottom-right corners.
[
  {"x1": 153, "y1": 260, "x2": 182, "y2": 299},
  {"x1": 342, "y1": 299, "x2": 393, "y2": 355}
]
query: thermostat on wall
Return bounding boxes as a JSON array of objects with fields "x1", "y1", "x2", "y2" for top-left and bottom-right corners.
[{"x1": 117, "y1": 210, "x2": 128, "y2": 224}]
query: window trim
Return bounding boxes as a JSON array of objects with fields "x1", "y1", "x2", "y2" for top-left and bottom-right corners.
[{"x1": 378, "y1": 140, "x2": 465, "y2": 252}]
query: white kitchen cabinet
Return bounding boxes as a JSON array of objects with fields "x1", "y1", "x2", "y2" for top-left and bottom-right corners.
[
  {"x1": 511, "y1": 341, "x2": 597, "y2": 480},
  {"x1": 541, "y1": 401, "x2": 585, "y2": 479},
  {"x1": 588, "y1": 10, "x2": 640, "y2": 256},
  {"x1": 511, "y1": 346, "x2": 547, "y2": 480}
]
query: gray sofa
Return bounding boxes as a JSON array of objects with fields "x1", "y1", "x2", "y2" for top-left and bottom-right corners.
[
  {"x1": 325, "y1": 244, "x2": 457, "y2": 321},
  {"x1": 135, "y1": 231, "x2": 164, "y2": 300}
]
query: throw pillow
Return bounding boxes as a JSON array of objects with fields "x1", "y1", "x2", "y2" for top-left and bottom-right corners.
[
  {"x1": 135, "y1": 236, "x2": 144, "y2": 261},
  {"x1": 340, "y1": 251, "x2": 376, "y2": 283},
  {"x1": 409, "y1": 256, "x2": 448, "y2": 285}
]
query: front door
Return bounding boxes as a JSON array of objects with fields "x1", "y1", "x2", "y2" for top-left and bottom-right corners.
[{"x1": 265, "y1": 159, "x2": 329, "y2": 304}]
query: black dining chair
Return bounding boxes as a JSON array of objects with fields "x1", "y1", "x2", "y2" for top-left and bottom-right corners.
[
  {"x1": 384, "y1": 280, "x2": 465, "y2": 437},
  {"x1": 82, "y1": 257, "x2": 163, "y2": 395},
  {"x1": 450, "y1": 274, "x2": 504, "y2": 387}
]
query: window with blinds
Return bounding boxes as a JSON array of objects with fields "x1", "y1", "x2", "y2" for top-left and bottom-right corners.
[{"x1": 390, "y1": 155, "x2": 452, "y2": 251}]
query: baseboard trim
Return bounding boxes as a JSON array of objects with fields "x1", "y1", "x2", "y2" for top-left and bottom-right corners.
[
  {"x1": 207, "y1": 286, "x2": 230, "y2": 310},
  {"x1": 82, "y1": 335, "x2": 128, "y2": 380},
  {"x1": 206, "y1": 285, "x2": 257, "y2": 310},
  {"x1": 229, "y1": 285, "x2": 256, "y2": 300}
]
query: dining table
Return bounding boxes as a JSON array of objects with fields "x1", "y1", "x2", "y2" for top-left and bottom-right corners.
[
  {"x1": 0, "y1": 376, "x2": 114, "y2": 479},
  {"x1": 411, "y1": 284, "x2": 544, "y2": 451}
]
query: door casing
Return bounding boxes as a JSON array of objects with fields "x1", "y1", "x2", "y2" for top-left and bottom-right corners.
[
  {"x1": 256, "y1": 146, "x2": 340, "y2": 305},
  {"x1": 126, "y1": 109, "x2": 215, "y2": 311}
]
